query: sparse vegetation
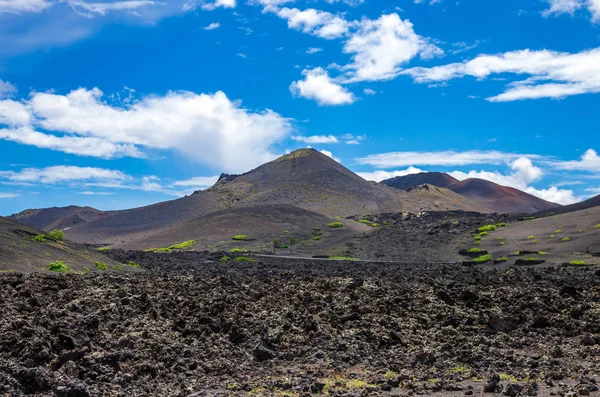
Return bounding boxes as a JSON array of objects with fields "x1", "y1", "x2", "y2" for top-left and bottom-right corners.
[
  {"x1": 496, "y1": 222, "x2": 507, "y2": 227},
  {"x1": 289, "y1": 236, "x2": 297, "y2": 254},
  {"x1": 47, "y1": 229, "x2": 65, "y2": 241},
  {"x1": 595, "y1": 224, "x2": 600, "y2": 229},
  {"x1": 384, "y1": 370, "x2": 398, "y2": 380},
  {"x1": 47, "y1": 260, "x2": 67, "y2": 273},
  {"x1": 539, "y1": 252, "x2": 547, "y2": 255},
  {"x1": 474, "y1": 241, "x2": 481, "y2": 245},
  {"x1": 143, "y1": 247, "x2": 171, "y2": 253},
  {"x1": 83, "y1": 266, "x2": 90, "y2": 272},
  {"x1": 312, "y1": 235, "x2": 321, "y2": 241},
  {"x1": 234, "y1": 256, "x2": 255, "y2": 262},
  {"x1": 500, "y1": 374, "x2": 518, "y2": 383},
  {"x1": 328, "y1": 256, "x2": 360, "y2": 261},
  {"x1": 95, "y1": 261, "x2": 108, "y2": 271},
  {"x1": 495, "y1": 257, "x2": 508, "y2": 263},
  {"x1": 327, "y1": 222, "x2": 344, "y2": 228},
  {"x1": 232, "y1": 235, "x2": 248, "y2": 241},
  {"x1": 167, "y1": 240, "x2": 194, "y2": 250},
  {"x1": 474, "y1": 236, "x2": 482, "y2": 241},
  {"x1": 231, "y1": 248, "x2": 248, "y2": 253},
  {"x1": 525, "y1": 257, "x2": 539, "y2": 262},
  {"x1": 500, "y1": 241, "x2": 506, "y2": 245},
  {"x1": 562, "y1": 237, "x2": 571, "y2": 241},
  {"x1": 220, "y1": 256, "x2": 231, "y2": 262},
  {"x1": 550, "y1": 234, "x2": 555, "y2": 238},
  {"x1": 569, "y1": 260, "x2": 585, "y2": 266},
  {"x1": 114, "y1": 264, "x2": 123, "y2": 271},
  {"x1": 555, "y1": 229, "x2": 562, "y2": 233},
  {"x1": 478, "y1": 225, "x2": 497, "y2": 232},
  {"x1": 478, "y1": 231, "x2": 488, "y2": 236},
  {"x1": 527, "y1": 235, "x2": 535, "y2": 240},
  {"x1": 127, "y1": 261, "x2": 141, "y2": 269},
  {"x1": 472, "y1": 254, "x2": 493, "y2": 263},
  {"x1": 32, "y1": 234, "x2": 46, "y2": 242},
  {"x1": 97, "y1": 246, "x2": 111, "y2": 251},
  {"x1": 467, "y1": 248, "x2": 481, "y2": 253}
]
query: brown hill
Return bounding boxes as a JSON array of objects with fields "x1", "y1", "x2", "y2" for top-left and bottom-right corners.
[
  {"x1": 447, "y1": 178, "x2": 560, "y2": 214},
  {"x1": 11, "y1": 149, "x2": 481, "y2": 246},
  {"x1": 534, "y1": 194, "x2": 600, "y2": 217},
  {"x1": 382, "y1": 172, "x2": 459, "y2": 190},
  {"x1": 10, "y1": 205, "x2": 108, "y2": 231},
  {"x1": 0, "y1": 216, "x2": 126, "y2": 274}
]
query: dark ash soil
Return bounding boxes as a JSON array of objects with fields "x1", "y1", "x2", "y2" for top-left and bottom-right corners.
[{"x1": 1, "y1": 251, "x2": 599, "y2": 396}]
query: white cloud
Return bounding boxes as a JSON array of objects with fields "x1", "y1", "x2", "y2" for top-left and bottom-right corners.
[
  {"x1": 356, "y1": 166, "x2": 425, "y2": 182},
  {"x1": 0, "y1": 0, "x2": 53, "y2": 13},
  {"x1": 292, "y1": 134, "x2": 339, "y2": 143},
  {"x1": 363, "y1": 88, "x2": 376, "y2": 95},
  {"x1": 171, "y1": 175, "x2": 219, "y2": 189},
  {"x1": 0, "y1": 165, "x2": 129, "y2": 184},
  {"x1": 306, "y1": 47, "x2": 323, "y2": 54},
  {"x1": 0, "y1": 79, "x2": 17, "y2": 99},
  {"x1": 79, "y1": 191, "x2": 114, "y2": 195},
  {"x1": 0, "y1": 192, "x2": 20, "y2": 198},
  {"x1": 0, "y1": 87, "x2": 293, "y2": 173},
  {"x1": 404, "y1": 48, "x2": 600, "y2": 102},
  {"x1": 204, "y1": 22, "x2": 221, "y2": 30},
  {"x1": 543, "y1": 0, "x2": 600, "y2": 21},
  {"x1": 324, "y1": 0, "x2": 364, "y2": 5},
  {"x1": 355, "y1": 150, "x2": 545, "y2": 168},
  {"x1": 340, "y1": 13, "x2": 443, "y2": 83},
  {"x1": 549, "y1": 149, "x2": 600, "y2": 172},
  {"x1": 269, "y1": 7, "x2": 350, "y2": 39},
  {"x1": 67, "y1": 1, "x2": 157, "y2": 17},
  {"x1": 201, "y1": 0, "x2": 236, "y2": 10},
  {"x1": 290, "y1": 67, "x2": 356, "y2": 106},
  {"x1": 341, "y1": 133, "x2": 366, "y2": 144}
]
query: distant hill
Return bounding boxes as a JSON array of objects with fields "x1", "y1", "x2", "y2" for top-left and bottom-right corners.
[
  {"x1": 447, "y1": 178, "x2": 559, "y2": 214},
  {"x1": 534, "y1": 193, "x2": 600, "y2": 217},
  {"x1": 382, "y1": 173, "x2": 560, "y2": 214},
  {"x1": 0, "y1": 216, "x2": 125, "y2": 273},
  {"x1": 10, "y1": 205, "x2": 108, "y2": 231},
  {"x1": 382, "y1": 172, "x2": 459, "y2": 190},
  {"x1": 11, "y1": 149, "x2": 480, "y2": 247}
]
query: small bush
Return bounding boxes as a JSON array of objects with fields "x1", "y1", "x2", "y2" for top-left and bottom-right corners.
[
  {"x1": 500, "y1": 241, "x2": 506, "y2": 245},
  {"x1": 127, "y1": 261, "x2": 141, "y2": 269},
  {"x1": 474, "y1": 241, "x2": 481, "y2": 245},
  {"x1": 531, "y1": 240, "x2": 538, "y2": 243},
  {"x1": 555, "y1": 229, "x2": 562, "y2": 233},
  {"x1": 97, "y1": 247, "x2": 111, "y2": 251},
  {"x1": 539, "y1": 251, "x2": 547, "y2": 255},
  {"x1": 467, "y1": 248, "x2": 481, "y2": 253},
  {"x1": 358, "y1": 220, "x2": 371, "y2": 225},
  {"x1": 32, "y1": 234, "x2": 46, "y2": 242},
  {"x1": 95, "y1": 261, "x2": 108, "y2": 271},
  {"x1": 220, "y1": 256, "x2": 231, "y2": 262},
  {"x1": 48, "y1": 260, "x2": 67, "y2": 272},
  {"x1": 498, "y1": 237, "x2": 504, "y2": 240},
  {"x1": 383, "y1": 221, "x2": 391, "y2": 226},
  {"x1": 525, "y1": 257, "x2": 538, "y2": 261},
  {"x1": 232, "y1": 235, "x2": 248, "y2": 241},
  {"x1": 472, "y1": 254, "x2": 493, "y2": 263},
  {"x1": 550, "y1": 235, "x2": 555, "y2": 238},
  {"x1": 515, "y1": 251, "x2": 521, "y2": 255},
  {"x1": 495, "y1": 257, "x2": 508, "y2": 263},
  {"x1": 231, "y1": 248, "x2": 248, "y2": 253},
  {"x1": 167, "y1": 240, "x2": 194, "y2": 250},
  {"x1": 312, "y1": 236, "x2": 321, "y2": 241},
  {"x1": 569, "y1": 260, "x2": 586, "y2": 266},
  {"x1": 594, "y1": 224, "x2": 600, "y2": 229},
  {"x1": 478, "y1": 231, "x2": 488, "y2": 236},
  {"x1": 562, "y1": 237, "x2": 571, "y2": 241},
  {"x1": 527, "y1": 235, "x2": 535, "y2": 240},
  {"x1": 234, "y1": 256, "x2": 255, "y2": 262},
  {"x1": 474, "y1": 236, "x2": 482, "y2": 241},
  {"x1": 114, "y1": 264, "x2": 123, "y2": 271},
  {"x1": 327, "y1": 222, "x2": 344, "y2": 228},
  {"x1": 496, "y1": 222, "x2": 507, "y2": 227},
  {"x1": 48, "y1": 229, "x2": 65, "y2": 241},
  {"x1": 478, "y1": 225, "x2": 497, "y2": 232},
  {"x1": 83, "y1": 266, "x2": 90, "y2": 272}
]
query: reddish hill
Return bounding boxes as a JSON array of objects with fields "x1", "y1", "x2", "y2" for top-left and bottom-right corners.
[
  {"x1": 447, "y1": 178, "x2": 560, "y2": 214},
  {"x1": 382, "y1": 172, "x2": 459, "y2": 190}
]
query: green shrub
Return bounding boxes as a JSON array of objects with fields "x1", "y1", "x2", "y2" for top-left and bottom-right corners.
[
  {"x1": 232, "y1": 235, "x2": 248, "y2": 241},
  {"x1": 95, "y1": 261, "x2": 108, "y2": 271},
  {"x1": 496, "y1": 222, "x2": 507, "y2": 227},
  {"x1": 313, "y1": 227, "x2": 321, "y2": 231},
  {"x1": 167, "y1": 240, "x2": 195, "y2": 250},
  {"x1": 220, "y1": 256, "x2": 231, "y2": 262},
  {"x1": 525, "y1": 257, "x2": 538, "y2": 261},
  {"x1": 495, "y1": 257, "x2": 508, "y2": 263},
  {"x1": 114, "y1": 264, "x2": 123, "y2": 271},
  {"x1": 473, "y1": 254, "x2": 493, "y2": 263},
  {"x1": 312, "y1": 236, "x2": 321, "y2": 241},
  {"x1": 499, "y1": 242, "x2": 506, "y2": 245},
  {"x1": 515, "y1": 251, "x2": 521, "y2": 255},
  {"x1": 555, "y1": 229, "x2": 562, "y2": 233},
  {"x1": 234, "y1": 256, "x2": 255, "y2": 262},
  {"x1": 531, "y1": 240, "x2": 537, "y2": 243},
  {"x1": 383, "y1": 221, "x2": 391, "y2": 226},
  {"x1": 97, "y1": 247, "x2": 111, "y2": 251},
  {"x1": 478, "y1": 225, "x2": 497, "y2": 232},
  {"x1": 358, "y1": 220, "x2": 371, "y2": 225},
  {"x1": 32, "y1": 234, "x2": 46, "y2": 242},
  {"x1": 474, "y1": 241, "x2": 481, "y2": 245},
  {"x1": 48, "y1": 260, "x2": 67, "y2": 272},
  {"x1": 550, "y1": 235, "x2": 555, "y2": 238},
  {"x1": 498, "y1": 237, "x2": 504, "y2": 240},
  {"x1": 478, "y1": 231, "x2": 488, "y2": 236},
  {"x1": 569, "y1": 260, "x2": 586, "y2": 266},
  {"x1": 562, "y1": 237, "x2": 571, "y2": 241},
  {"x1": 83, "y1": 266, "x2": 90, "y2": 272},
  {"x1": 595, "y1": 224, "x2": 600, "y2": 229},
  {"x1": 327, "y1": 222, "x2": 344, "y2": 228},
  {"x1": 474, "y1": 236, "x2": 482, "y2": 241},
  {"x1": 467, "y1": 248, "x2": 481, "y2": 253},
  {"x1": 47, "y1": 229, "x2": 65, "y2": 241},
  {"x1": 127, "y1": 261, "x2": 141, "y2": 269},
  {"x1": 231, "y1": 248, "x2": 248, "y2": 253},
  {"x1": 539, "y1": 252, "x2": 547, "y2": 255},
  {"x1": 527, "y1": 235, "x2": 535, "y2": 240}
]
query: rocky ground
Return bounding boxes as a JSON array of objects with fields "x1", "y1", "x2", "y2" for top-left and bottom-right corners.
[{"x1": 1, "y1": 251, "x2": 599, "y2": 396}]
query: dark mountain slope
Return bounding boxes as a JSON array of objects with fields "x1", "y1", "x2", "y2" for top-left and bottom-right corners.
[
  {"x1": 382, "y1": 172, "x2": 459, "y2": 190},
  {"x1": 10, "y1": 205, "x2": 108, "y2": 231},
  {"x1": 535, "y1": 193, "x2": 600, "y2": 217},
  {"x1": 447, "y1": 178, "x2": 559, "y2": 214}
]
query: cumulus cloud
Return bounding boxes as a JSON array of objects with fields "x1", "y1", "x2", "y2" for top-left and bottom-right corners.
[
  {"x1": 318, "y1": 149, "x2": 341, "y2": 163},
  {"x1": 0, "y1": 165, "x2": 129, "y2": 184},
  {"x1": 290, "y1": 67, "x2": 356, "y2": 105},
  {"x1": 203, "y1": 22, "x2": 220, "y2": 30},
  {"x1": 356, "y1": 166, "x2": 425, "y2": 182},
  {"x1": 67, "y1": 1, "x2": 157, "y2": 17},
  {"x1": 403, "y1": 48, "x2": 600, "y2": 102},
  {"x1": 341, "y1": 133, "x2": 366, "y2": 144},
  {"x1": 549, "y1": 149, "x2": 600, "y2": 172},
  {"x1": 324, "y1": 0, "x2": 365, "y2": 5},
  {"x1": 0, "y1": 87, "x2": 293, "y2": 173},
  {"x1": 306, "y1": 47, "x2": 323, "y2": 54},
  {"x1": 543, "y1": 0, "x2": 600, "y2": 21},
  {"x1": 269, "y1": 7, "x2": 350, "y2": 39},
  {"x1": 363, "y1": 88, "x2": 376, "y2": 95},
  {"x1": 201, "y1": 0, "x2": 235, "y2": 10},
  {"x1": 292, "y1": 135, "x2": 339, "y2": 143},
  {"x1": 355, "y1": 150, "x2": 545, "y2": 168}
]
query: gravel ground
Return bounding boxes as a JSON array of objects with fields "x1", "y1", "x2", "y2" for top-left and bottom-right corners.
[{"x1": 1, "y1": 252, "x2": 599, "y2": 396}]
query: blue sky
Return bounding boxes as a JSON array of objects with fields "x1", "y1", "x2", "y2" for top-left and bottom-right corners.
[{"x1": 0, "y1": 0, "x2": 599, "y2": 215}]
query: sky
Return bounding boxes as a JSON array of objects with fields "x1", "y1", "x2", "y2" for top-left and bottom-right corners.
[{"x1": 0, "y1": 0, "x2": 599, "y2": 215}]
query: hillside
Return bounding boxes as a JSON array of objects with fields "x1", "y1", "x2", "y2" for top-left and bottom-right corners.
[
  {"x1": 447, "y1": 178, "x2": 560, "y2": 214},
  {"x1": 382, "y1": 172, "x2": 459, "y2": 190},
  {"x1": 535, "y1": 193, "x2": 600, "y2": 217},
  {"x1": 0, "y1": 216, "x2": 126, "y2": 273},
  {"x1": 11, "y1": 149, "x2": 480, "y2": 246},
  {"x1": 10, "y1": 205, "x2": 108, "y2": 231}
]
